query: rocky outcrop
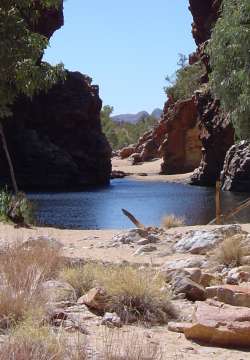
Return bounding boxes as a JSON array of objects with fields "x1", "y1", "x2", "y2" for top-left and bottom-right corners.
[
  {"x1": 191, "y1": 90, "x2": 234, "y2": 186},
  {"x1": 120, "y1": 98, "x2": 202, "y2": 174},
  {"x1": 0, "y1": 72, "x2": 111, "y2": 189},
  {"x1": 0, "y1": 1, "x2": 111, "y2": 189},
  {"x1": 160, "y1": 98, "x2": 202, "y2": 174},
  {"x1": 221, "y1": 141, "x2": 250, "y2": 192},
  {"x1": 189, "y1": 0, "x2": 222, "y2": 46},
  {"x1": 184, "y1": 300, "x2": 250, "y2": 348}
]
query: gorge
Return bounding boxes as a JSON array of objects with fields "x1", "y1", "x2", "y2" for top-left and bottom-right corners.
[{"x1": 0, "y1": 0, "x2": 249, "y2": 193}]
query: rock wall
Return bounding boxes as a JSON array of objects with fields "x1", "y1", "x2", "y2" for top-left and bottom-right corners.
[
  {"x1": 0, "y1": 1, "x2": 111, "y2": 189},
  {"x1": 160, "y1": 99, "x2": 202, "y2": 174},
  {"x1": 221, "y1": 141, "x2": 250, "y2": 192},
  {"x1": 189, "y1": 0, "x2": 235, "y2": 186}
]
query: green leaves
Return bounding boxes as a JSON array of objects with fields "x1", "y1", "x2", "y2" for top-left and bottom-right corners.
[
  {"x1": 0, "y1": 0, "x2": 65, "y2": 118},
  {"x1": 164, "y1": 55, "x2": 204, "y2": 102},
  {"x1": 208, "y1": 0, "x2": 250, "y2": 140}
]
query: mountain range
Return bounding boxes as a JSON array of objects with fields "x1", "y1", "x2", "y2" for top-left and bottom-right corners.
[{"x1": 111, "y1": 108, "x2": 163, "y2": 124}]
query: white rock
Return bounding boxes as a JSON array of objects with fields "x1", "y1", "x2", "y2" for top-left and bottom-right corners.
[{"x1": 174, "y1": 225, "x2": 245, "y2": 254}]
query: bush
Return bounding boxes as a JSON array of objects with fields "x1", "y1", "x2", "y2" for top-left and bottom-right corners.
[
  {"x1": 161, "y1": 214, "x2": 185, "y2": 229},
  {"x1": 214, "y1": 235, "x2": 248, "y2": 267},
  {"x1": 0, "y1": 319, "x2": 64, "y2": 360},
  {"x1": 0, "y1": 188, "x2": 35, "y2": 224},
  {"x1": 164, "y1": 58, "x2": 204, "y2": 102},
  {"x1": 0, "y1": 241, "x2": 62, "y2": 327},
  {"x1": 208, "y1": 0, "x2": 250, "y2": 140},
  {"x1": 61, "y1": 264, "x2": 175, "y2": 325}
]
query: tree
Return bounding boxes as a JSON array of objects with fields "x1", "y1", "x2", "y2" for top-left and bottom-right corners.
[
  {"x1": 0, "y1": 0, "x2": 65, "y2": 193},
  {"x1": 208, "y1": 0, "x2": 250, "y2": 140},
  {"x1": 164, "y1": 54, "x2": 204, "y2": 102}
]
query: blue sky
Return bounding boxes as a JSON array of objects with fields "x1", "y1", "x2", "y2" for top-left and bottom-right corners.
[{"x1": 44, "y1": 0, "x2": 195, "y2": 115}]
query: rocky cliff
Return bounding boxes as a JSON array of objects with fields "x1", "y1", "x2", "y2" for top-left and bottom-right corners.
[
  {"x1": 0, "y1": 1, "x2": 111, "y2": 190},
  {"x1": 189, "y1": 0, "x2": 235, "y2": 186}
]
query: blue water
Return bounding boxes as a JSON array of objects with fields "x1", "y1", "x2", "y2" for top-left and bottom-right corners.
[{"x1": 27, "y1": 179, "x2": 249, "y2": 229}]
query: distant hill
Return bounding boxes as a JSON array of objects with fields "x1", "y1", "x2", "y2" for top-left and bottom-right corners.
[
  {"x1": 111, "y1": 108, "x2": 163, "y2": 124},
  {"x1": 151, "y1": 108, "x2": 163, "y2": 120}
]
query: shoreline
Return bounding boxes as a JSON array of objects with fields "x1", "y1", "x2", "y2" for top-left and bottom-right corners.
[
  {"x1": 112, "y1": 157, "x2": 193, "y2": 184},
  {"x1": 1, "y1": 222, "x2": 250, "y2": 265}
]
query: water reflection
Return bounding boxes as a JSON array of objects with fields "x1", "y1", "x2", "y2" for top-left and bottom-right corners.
[{"x1": 27, "y1": 179, "x2": 249, "y2": 229}]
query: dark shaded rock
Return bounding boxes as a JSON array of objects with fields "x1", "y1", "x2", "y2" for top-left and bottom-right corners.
[
  {"x1": 190, "y1": 91, "x2": 234, "y2": 186},
  {"x1": 33, "y1": 2, "x2": 64, "y2": 39},
  {"x1": 189, "y1": 0, "x2": 222, "y2": 46},
  {"x1": 0, "y1": 2, "x2": 111, "y2": 190},
  {"x1": 111, "y1": 170, "x2": 128, "y2": 179},
  {"x1": 172, "y1": 277, "x2": 205, "y2": 301},
  {"x1": 221, "y1": 141, "x2": 250, "y2": 192},
  {"x1": 0, "y1": 72, "x2": 111, "y2": 189}
]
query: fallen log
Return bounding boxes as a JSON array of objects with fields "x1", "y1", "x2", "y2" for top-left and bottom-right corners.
[{"x1": 122, "y1": 209, "x2": 145, "y2": 229}]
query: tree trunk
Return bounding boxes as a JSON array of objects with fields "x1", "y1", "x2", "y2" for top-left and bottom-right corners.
[{"x1": 0, "y1": 122, "x2": 18, "y2": 194}]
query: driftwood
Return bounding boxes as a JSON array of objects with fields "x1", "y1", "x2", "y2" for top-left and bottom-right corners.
[
  {"x1": 209, "y1": 197, "x2": 250, "y2": 225},
  {"x1": 122, "y1": 208, "x2": 145, "y2": 229}
]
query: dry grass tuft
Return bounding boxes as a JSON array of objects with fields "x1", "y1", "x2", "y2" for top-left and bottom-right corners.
[
  {"x1": 61, "y1": 263, "x2": 175, "y2": 325},
  {"x1": 100, "y1": 328, "x2": 163, "y2": 360},
  {"x1": 0, "y1": 319, "x2": 66, "y2": 360},
  {"x1": 161, "y1": 214, "x2": 185, "y2": 229},
  {"x1": 214, "y1": 235, "x2": 247, "y2": 267},
  {"x1": 0, "y1": 241, "x2": 62, "y2": 328}
]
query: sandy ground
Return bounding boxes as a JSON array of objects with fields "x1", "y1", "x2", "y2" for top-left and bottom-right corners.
[
  {"x1": 112, "y1": 157, "x2": 193, "y2": 183},
  {"x1": 1, "y1": 223, "x2": 250, "y2": 359},
  {"x1": 1, "y1": 223, "x2": 250, "y2": 265}
]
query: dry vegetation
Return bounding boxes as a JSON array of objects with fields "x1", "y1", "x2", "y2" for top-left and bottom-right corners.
[
  {"x1": 0, "y1": 240, "x2": 173, "y2": 358},
  {"x1": 100, "y1": 328, "x2": 163, "y2": 360},
  {"x1": 161, "y1": 215, "x2": 185, "y2": 229},
  {"x1": 214, "y1": 235, "x2": 249, "y2": 267},
  {"x1": 0, "y1": 241, "x2": 62, "y2": 328},
  {"x1": 60, "y1": 263, "x2": 175, "y2": 324}
]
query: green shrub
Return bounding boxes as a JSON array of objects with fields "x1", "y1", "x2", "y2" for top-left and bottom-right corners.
[
  {"x1": 164, "y1": 56, "x2": 204, "y2": 102},
  {"x1": 208, "y1": 0, "x2": 250, "y2": 140},
  {"x1": 0, "y1": 188, "x2": 35, "y2": 224}
]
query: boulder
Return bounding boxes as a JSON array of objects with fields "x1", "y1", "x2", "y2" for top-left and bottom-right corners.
[
  {"x1": 119, "y1": 146, "x2": 136, "y2": 159},
  {"x1": 226, "y1": 266, "x2": 250, "y2": 285},
  {"x1": 101, "y1": 312, "x2": 122, "y2": 328},
  {"x1": 205, "y1": 285, "x2": 250, "y2": 307},
  {"x1": 41, "y1": 280, "x2": 77, "y2": 303},
  {"x1": 172, "y1": 277, "x2": 205, "y2": 301},
  {"x1": 174, "y1": 225, "x2": 245, "y2": 254},
  {"x1": 168, "y1": 322, "x2": 191, "y2": 333},
  {"x1": 184, "y1": 300, "x2": 250, "y2": 348},
  {"x1": 112, "y1": 229, "x2": 148, "y2": 244},
  {"x1": 221, "y1": 141, "x2": 250, "y2": 192},
  {"x1": 77, "y1": 287, "x2": 108, "y2": 312}
]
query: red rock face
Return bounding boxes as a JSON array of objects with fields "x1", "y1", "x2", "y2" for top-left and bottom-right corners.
[
  {"x1": 0, "y1": 2, "x2": 111, "y2": 189},
  {"x1": 161, "y1": 99, "x2": 202, "y2": 174},
  {"x1": 189, "y1": 0, "x2": 222, "y2": 46},
  {"x1": 188, "y1": 0, "x2": 235, "y2": 186}
]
